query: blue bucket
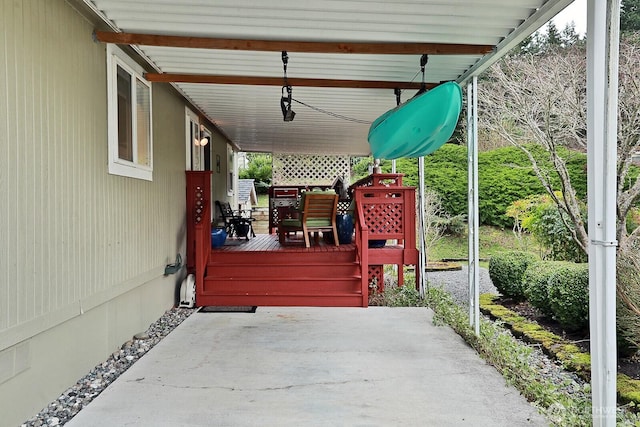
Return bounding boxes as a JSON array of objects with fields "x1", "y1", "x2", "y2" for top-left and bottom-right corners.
[{"x1": 211, "y1": 228, "x2": 227, "y2": 248}]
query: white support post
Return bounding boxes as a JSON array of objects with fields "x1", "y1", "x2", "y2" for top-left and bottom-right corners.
[
  {"x1": 418, "y1": 156, "x2": 427, "y2": 298},
  {"x1": 587, "y1": 0, "x2": 619, "y2": 424},
  {"x1": 467, "y1": 77, "x2": 480, "y2": 335}
]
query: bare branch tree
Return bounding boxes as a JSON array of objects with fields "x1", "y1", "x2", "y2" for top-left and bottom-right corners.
[{"x1": 478, "y1": 38, "x2": 640, "y2": 253}]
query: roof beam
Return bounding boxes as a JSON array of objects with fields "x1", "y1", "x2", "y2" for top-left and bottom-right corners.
[
  {"x1": 145, "y1": 73, "x2": 434, "y2": 89},
  {"x1": 95, "y1": 31, "x2": 494, "y2": 55}
]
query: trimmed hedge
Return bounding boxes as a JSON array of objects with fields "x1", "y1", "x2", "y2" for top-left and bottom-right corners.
[
  {"x1": 522, "y1": 261, "x2": 572, "y2": 317},
  {"x1": 488, "y1": 251, "x2": 538, "y2": 300},
  {"x1": 548, "y1": 263, "x2": 589, "y2": 332}
]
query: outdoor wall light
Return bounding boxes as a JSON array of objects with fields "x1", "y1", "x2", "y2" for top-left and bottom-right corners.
[{"x1": 194, "y1": 124, "x2": 209, "y2": 146}]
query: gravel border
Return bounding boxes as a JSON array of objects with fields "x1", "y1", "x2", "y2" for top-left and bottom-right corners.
[
  {"x1": 21, "y1": 308, "x2": 196, "y2": 427},
  {"x1": 425, "y1": 265, "x2": 498, "y2": 305}
]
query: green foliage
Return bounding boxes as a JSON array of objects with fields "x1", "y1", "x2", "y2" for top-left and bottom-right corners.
[
  {"x1": 350, "y1": 156, "x2": 373, "y2": 182},
  {"x1": 488, "y1": 251, "x2": 538, "y2": 300},
  {"x1": 547, "y1": 264, "x2": 589, "y2": 332},
  {"x1": 516, "y1": 22, "x2": 583, "y2": 55},
  {"x1": 369, "y1": 279, "x2": 428, "y2": 307},
  {"x1": 622, "y1": 0, "x2": 640, "y2": 32},
  {"x1": 434, "y1": 214, "x2": 467, "y2": 237},
  {"x1": 386, "y1": 144, "x2": 587, "y2": 229},
  {"x1": 239, "y1": 153, "x2": 272, "y2": 194},
  {"x1": 546, "y1": 21, "x2": 563, "y2": 47},
  {"x1": 478, "y1": 146, "x2": 548, "y2": 227},
  {"x1": 523, "y1": 261, "x2": 572, "y2": 317},
  {"x1": 510, "y1": 194, "x2": 587, "y2": 262}
]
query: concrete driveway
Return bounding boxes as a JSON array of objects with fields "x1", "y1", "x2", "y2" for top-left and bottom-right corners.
[{"x1": 67, "y1": 307, "x2": 547, "y2": 426}]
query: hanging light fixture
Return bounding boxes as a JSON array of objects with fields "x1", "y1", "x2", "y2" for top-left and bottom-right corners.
[
  {"x1": 194, "y1": 124, "x2": 209, "y2": 146},
  {"x1": 280, "y1": 51, "x2": 295, "y2": 122},
  {"x1": 415, "y1": 54, "x2": 429, "y2": 96}
]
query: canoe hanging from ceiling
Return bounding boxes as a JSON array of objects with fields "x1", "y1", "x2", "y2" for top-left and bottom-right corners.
[{"x1": 367, "y1": 81, "x2": 463, "y2": 160}]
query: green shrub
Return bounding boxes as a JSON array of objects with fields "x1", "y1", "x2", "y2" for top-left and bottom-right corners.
[
  {"x1": 548, "y1": 263, "x2": 589, "y2": 332},
  {"x1": 434, "y1": 214, "x2": 467, "y2": 237},
  {"x1": 489, "y1": 251, "x2": 538, "y2": 300},
  {"x1": 523, "y1": 261, "x2": 572, "y2": 317},
  {"x1": 524, "y1": 197, "x2": 587, "y2": 263},
  {"x1": 384, "y1": 144, "x2": 587, "y2": 229}
]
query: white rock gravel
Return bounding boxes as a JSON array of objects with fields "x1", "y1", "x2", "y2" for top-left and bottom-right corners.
[{"x1": 21, "y1": 308, "x2": 195, "y2": 427}]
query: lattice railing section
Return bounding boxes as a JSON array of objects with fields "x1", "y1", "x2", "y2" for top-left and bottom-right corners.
[
  {"x1": 361, "y1": 201, "x2": 404, "y2": 239},
  {"x1": 368, "y1": 265, "x2": 384, "y2": 292},
  {"x1": 272, "y1": 154, "x2": 350, "y2": 186},
  {"x1": 353, "y1": 173, "x2": 419, "y2": 295}
]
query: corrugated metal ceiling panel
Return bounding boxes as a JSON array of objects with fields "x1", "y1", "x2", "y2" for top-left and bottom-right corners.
[{"x1": 88, "y1": 0, "x2": 572, "y2": 155}]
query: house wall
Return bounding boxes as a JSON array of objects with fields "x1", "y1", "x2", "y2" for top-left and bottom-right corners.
[
  {"x1": 209, "y1": 135, "x2": 238, "y2": 224},
  {"x1": 0, "y1": 1, "x2": 193, "y2": 424}
]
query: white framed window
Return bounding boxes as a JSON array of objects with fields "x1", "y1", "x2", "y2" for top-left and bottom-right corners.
[
  {"x1": 227, "y1": 145, "x2": 235, "y2": 196},
  {"x1": 107, "y1": 44, "x2": 153, "y2": 181}
]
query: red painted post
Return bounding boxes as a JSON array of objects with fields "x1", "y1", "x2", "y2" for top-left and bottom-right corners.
[{"x1": 186, "y1": 171, "x2": 212, "y2": 272}]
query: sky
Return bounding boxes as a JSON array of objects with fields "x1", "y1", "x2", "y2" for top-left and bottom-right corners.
[{"x1": 549, "y1": 0, "x2": 588, "y2": 35}]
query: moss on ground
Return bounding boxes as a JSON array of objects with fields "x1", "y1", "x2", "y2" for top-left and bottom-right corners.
[
  {"x1": 618, "y1": 374, "x2": 640, "y2": 404},
  {"x1": 480, "y1": 293, "x2": 640, "y2": 406}
]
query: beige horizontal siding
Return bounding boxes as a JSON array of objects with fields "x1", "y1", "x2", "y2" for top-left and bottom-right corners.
[{"x1": 0, "y1": 0, "x2": 186, "y2": 344}]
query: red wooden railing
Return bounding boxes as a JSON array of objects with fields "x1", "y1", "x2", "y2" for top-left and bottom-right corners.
[
  {"x1": 352, "y1": 173, "x2": 418, "y2": 295},
  {"x1": 354, "y1": 201, "x2": 370, "y2": 307}
]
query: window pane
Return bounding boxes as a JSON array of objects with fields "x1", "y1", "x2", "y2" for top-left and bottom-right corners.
[
  {"x1": 136, "y1": 79, "x2": 151, "y2": 166},
  {"x1": 116, "y1": 65, "x2": 133, "y2": 161}
]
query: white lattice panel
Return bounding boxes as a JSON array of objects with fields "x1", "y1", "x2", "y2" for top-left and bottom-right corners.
[{"x1": 272, "y1": 154, "x2": 350, "y2": 186}]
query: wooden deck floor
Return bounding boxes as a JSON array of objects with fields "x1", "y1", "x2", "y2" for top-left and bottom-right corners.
[{"x1": 212, "y1": 233, "x2": 356, "y2": 253}]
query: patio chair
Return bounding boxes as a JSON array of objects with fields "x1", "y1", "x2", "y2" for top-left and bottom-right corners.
[
  {"x1": 216, "y1": 201, "x2": 255, "y2": 239},
  {"x1": 278, "y1": 192, "x2": 339, "y2": 248}
]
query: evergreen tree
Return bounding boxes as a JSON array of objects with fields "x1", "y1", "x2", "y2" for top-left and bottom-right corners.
[
  {"x1": 518, "y1": 32, "x2": 544, "y2": 55},
  {"x1": 561, "y1": 22, "x2": 581, "y2": 47},
  {"x1": 546, "y1": 21, "x2": 563, "y2": 46}
]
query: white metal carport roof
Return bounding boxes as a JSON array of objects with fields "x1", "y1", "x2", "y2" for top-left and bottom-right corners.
[
  {"x1": 82, "y1": 0, "x2": 574, "y2": 155},
  {"x1": 77, "y1": 1, "x2": 622, "y2": 425}
]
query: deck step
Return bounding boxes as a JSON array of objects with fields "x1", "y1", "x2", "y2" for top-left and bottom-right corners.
[
  {"x1": 203, "y1": 277, "x2": 362, "y2": 294},
  {"x1": 196, "y1": 293, "x2": 365, "y2": 307},
  {"x1": 209, "y1": 250, "x2": 356, "y2": 266},
  {"x1": 208, "y1": 263, "x2": 360, "y2": 279},
  {"x1": 202, "y1": 235, "x2": 365, "y2": 307}
]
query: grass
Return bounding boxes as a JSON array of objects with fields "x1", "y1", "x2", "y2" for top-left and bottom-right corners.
[
  {"x1": 428, "y1": 225, "x2": 540, "y2": 262},
  {"x1": 256, "y1": 193, "x2": 269, "y2": 207}
]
